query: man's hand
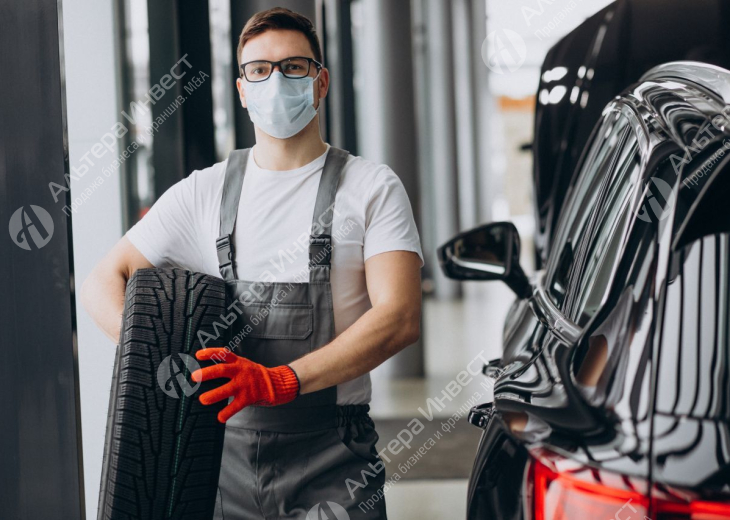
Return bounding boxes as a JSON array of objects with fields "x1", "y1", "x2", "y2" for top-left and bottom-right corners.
[{"x1": 191, "y1": 348, "x2": 300, "y2": 423}]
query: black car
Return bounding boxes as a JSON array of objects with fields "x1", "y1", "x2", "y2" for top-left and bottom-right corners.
[
  {"x1": 440, "y1": 61, "x2": 730, "y2": 519},
  {"x1": 532, "y1": 0, "x2": 730, "y2": 268}
]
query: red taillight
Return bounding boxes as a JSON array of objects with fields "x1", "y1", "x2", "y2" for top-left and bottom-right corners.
[
  {"x1": 529, "y1": 453, "x2": 730, "y2": 520},
  {"x1": 531, "y1": 456, "x2": 649, "y2": 520},
  {"x1": 652, "y1": 495, "x2": 730, "y2": 519}
]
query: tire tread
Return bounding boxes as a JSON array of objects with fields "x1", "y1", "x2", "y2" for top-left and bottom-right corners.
[{"x1": 98, "y1": 268, "x2": 227, "y2": 520}]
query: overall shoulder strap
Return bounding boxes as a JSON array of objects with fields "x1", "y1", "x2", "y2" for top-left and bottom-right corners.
[
  {"x1": 309, "y1": 147, "x2": 349, "y2": 283},
  {"x1": 217, "y1": 148, "x2": 251, "y2": 281}
]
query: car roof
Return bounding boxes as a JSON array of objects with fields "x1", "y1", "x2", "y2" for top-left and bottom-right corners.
[
  {"x1": 640, "y1": 62, "x2": 730, "y2": 105},
  {"x1": 632, "y1": 61, "x2": 730, "y2": 149},
  {"x1": 616, "y1": 61, "x2": 730, "y2": 240}
]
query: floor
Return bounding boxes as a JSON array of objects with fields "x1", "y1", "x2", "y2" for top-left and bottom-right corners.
[
  {"x1": 368, "y1": 283, "x2": 513, "y2": 520},
  {"x1": 384, "y1": 480, "x2": 470, "y2": 519}
]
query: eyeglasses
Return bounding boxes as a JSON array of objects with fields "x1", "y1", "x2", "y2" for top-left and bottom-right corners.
[{"x1": 240, "y1": 56, "x2": 322, "y2": 83}]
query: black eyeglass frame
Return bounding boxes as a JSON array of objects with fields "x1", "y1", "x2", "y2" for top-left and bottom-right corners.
[{"x1": 239, "y1": 56, "x2": 323, "y2": 82}]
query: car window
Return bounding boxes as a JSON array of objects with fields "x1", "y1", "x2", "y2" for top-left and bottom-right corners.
[
  {"x1": 571, "y1": 216, "x2": 656, "y2": 420},
  {"x1": 546, "y1": 111, "x2": 630, "y2": 308},
  {"x1": 568, "y1": 140, "x2": 641, "y2": 326},
  {"x1": 656, "y1": 233, "x2": 730, "y2": 421}
]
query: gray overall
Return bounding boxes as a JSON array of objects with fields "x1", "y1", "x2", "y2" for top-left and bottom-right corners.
[{"x1": 212, "y1": 147, "x2": 388, "y2": 519}]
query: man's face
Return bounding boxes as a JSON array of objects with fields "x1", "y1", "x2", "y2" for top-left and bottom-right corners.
[{"x1": 236, "y1": 29, "x2": 328, "y2": 110}]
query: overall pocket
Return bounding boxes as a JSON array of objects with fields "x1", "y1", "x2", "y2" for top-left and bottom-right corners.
[{"x1": 242, "y1": 302, "x2": 313, "y2": 340}]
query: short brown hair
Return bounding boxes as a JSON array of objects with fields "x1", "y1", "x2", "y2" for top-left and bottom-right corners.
[{"x1": 237, "y1": 7, "x2": 323, "y2": 65}]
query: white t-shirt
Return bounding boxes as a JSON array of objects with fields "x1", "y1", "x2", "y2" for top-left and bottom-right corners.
[{"x1": 126, "y1": 144, "x2": 424, "y2": 405}]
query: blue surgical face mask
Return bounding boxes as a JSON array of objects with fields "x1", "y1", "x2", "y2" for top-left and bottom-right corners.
[{"x1": 244, "y1": 71, "x2": 319, "y2": 139}]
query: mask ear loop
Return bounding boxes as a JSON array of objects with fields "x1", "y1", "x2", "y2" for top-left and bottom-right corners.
[{"x1": 312, "y1": 68, "x2": 323, "y2": 112}]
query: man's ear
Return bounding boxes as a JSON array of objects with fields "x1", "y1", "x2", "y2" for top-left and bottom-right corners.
[
  {"x1": 316, "y1": 68, "x2": 330, "y2": 106},
  {"x1": 236, "y1": 77, "x2": 247, "y2": 108}
]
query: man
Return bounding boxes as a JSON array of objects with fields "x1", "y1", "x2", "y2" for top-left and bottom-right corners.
[{"x1": 82, "y1": 7, "x2": 423, "y2": 519}]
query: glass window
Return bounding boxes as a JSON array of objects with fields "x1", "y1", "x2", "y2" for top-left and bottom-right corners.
[
  {"x1": 118, "y1": 0, "x2": 153, "y2": 230},
  {"x1": 546, "y1": 111, "x2": 630, "y2": 308},
  {"x1": 571, "y1": 217, "x2": 657, "y2": 420},
  {"x1": 568, "y1": 140, "x2": 641, "y2": 325}
]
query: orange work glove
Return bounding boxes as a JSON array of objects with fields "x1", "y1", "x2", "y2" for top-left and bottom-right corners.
[{"x1": 191, "y1": 348, "x2": 300, "y2": 423}]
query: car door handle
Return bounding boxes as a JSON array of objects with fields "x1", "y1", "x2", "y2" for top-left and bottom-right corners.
[{"x1": 468, "y1": 402, "x2": 495, "y2": 429}]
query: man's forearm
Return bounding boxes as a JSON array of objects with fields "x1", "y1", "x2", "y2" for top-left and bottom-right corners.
[
  {"x1": 288, "y1": 303, "x2": 420, "y2": 394},
  {"x1": 81, "y1": 267, "x2": 127, "y2": 344},
  {"x1": 81, "y1": 237, "x2": 154, "y2": 345}
]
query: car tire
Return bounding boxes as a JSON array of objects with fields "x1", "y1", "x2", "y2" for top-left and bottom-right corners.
[{"x1": 97, "y1": 268, "x2": 228, "y2": 520}]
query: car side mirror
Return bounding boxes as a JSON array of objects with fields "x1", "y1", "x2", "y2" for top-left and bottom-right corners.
[{"x1": 438, "y1": 222, "x2": 531, "y2": 299}]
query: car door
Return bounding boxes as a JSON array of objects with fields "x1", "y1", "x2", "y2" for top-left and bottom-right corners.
[
  {"x1": 500, "y1": 107, "x2": 635, "y2": 379},
  {"x1": 493, "y1": 101, "x2": 663, "y2": 497},
  {"x1": 495, "y1": 106, "x2": 646, "y2": 419},
  {"x1": 466, "y1": 107, "x2": 641, "y2": 520}
]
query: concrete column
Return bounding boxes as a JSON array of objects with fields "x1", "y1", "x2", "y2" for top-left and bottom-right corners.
[
  {"x1": 147, "y1": 0, "x2": 216, "y2": 196},
  {"x1": 323, "y1": 0, "x2": 358, "y2": 153},
  {"x1": 472, "y1": 0, "x2": 494, "y2": 225},
  {"x1": 425, "y1": 0, "x2": 461, "y2": 299},
  {"x1": 357, "y1": 0, "x2": 424, "y2": 378},
  {"x1": 452, "y1": 0, "x2": 480, "y2": 231},
  {"x1": 0, "y1": 0, "x2": 85, "y2": 516}
]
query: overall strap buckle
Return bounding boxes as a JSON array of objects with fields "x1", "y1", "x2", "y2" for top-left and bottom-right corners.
[
  {"x1": 309, "y1": 234, "x2": 332, "y2": 268},
  {"x1": 216, "y1": 234, "x2": 234, "y2": 272}
]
